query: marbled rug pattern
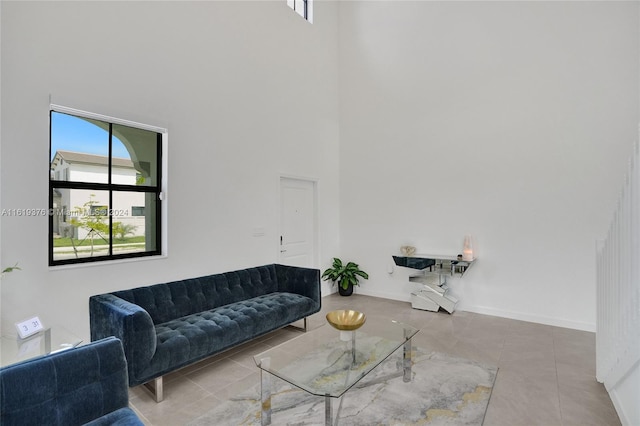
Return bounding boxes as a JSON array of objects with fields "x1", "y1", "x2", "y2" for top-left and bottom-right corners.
[{"x1": 189, "y1": 348, "x2": 497, "y2": 426}]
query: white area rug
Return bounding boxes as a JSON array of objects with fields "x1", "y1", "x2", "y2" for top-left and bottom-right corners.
[{"x1": 189, "y1": 348, "x2": 497, "y2": 425}]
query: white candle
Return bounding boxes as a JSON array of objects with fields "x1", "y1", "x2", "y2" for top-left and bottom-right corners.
[{"x1": 462, "y1": 235, "x2": 474, "y2": 261}]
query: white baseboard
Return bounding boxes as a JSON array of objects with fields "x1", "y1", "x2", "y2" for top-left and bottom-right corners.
[
  {"x1": 609, "y1": 390, "x2": 630, "y2": 426},
  {"x1": 463, "y1": 304, "x2": 595, "y2": 332},
  {"x1": 354, "y1": 288, "x2": 411, "y2": 303},
  {"x1": 603, "y1": 359, "x2": 640, "y2": 426},
  {"x1": 350, "y1": 290, "x2": 595, "y2": 332},
  {"x1": 607, "y1": 369, "x2": 640, "y2": 426}
]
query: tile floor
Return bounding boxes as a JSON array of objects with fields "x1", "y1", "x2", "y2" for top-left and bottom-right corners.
[{"x1": 129, "y1": 294, "x2": 620, "y2": 426}]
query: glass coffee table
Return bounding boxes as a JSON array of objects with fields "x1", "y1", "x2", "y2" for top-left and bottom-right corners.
[{"x1": 253, "y1": 316, "x2": 419, "y2": 425}]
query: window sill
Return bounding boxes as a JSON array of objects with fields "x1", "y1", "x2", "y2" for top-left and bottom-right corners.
[{"x1": 48, "y1": 253, "x2": 168, "y2": 271}]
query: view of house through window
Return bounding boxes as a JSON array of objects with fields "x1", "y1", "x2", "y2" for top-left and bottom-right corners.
[{"x1": 49, "y1": 110, "x2": 163, "y2": 265}]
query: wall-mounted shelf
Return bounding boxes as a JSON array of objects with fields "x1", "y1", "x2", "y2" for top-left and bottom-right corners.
[{"x1": 393, "y1": 254, "x2": 476, "y2": 314}]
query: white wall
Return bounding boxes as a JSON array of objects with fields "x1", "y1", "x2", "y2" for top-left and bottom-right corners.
[
  {"x1": 1, "y1": 0, "x2": 638, "y2": 341},
  {"x1": 0, "y1": 1, "x2": 341, "y2": 340},
  {"x1": 338, "y1": 1, "x2": 639, "y2": 331}
]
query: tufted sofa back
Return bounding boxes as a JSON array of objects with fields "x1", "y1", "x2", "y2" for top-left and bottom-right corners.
[
  {"x1": 113, "y1": 264, "x2": 279, "y2": 324},
  {"x1": 0, "y1": 337, "x2": 136, "y2": 426}
]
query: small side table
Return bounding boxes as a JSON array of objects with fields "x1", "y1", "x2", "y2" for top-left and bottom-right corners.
[
  {"x1": 0, "y1": 327, "x2": 82, "y2": 367},
  {"x1": 393, "y1": 254, "x2": 476, "y2": 313}
]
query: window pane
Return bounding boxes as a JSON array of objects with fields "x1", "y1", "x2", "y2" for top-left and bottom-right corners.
[
  {"x1": 294, "y1": 0, "x2": 306, "y2": 18},
  {"x1": 52, "y1": 189, "x2": 111, "y2": 262},
  {"x1": 112, "y1": 123, "x2": 159, "y2": 187},
  {"x1": 131, "y1": 206, "x2": 145, "y2": 216},
  {"x1": 49, "y1": 108, "x2": 163, "y2": 266},
  {"x1": 50, "y1": 112, "x2": 110, "y2": 184},
  {"x1": 112, "y1": 191, "x2": 158, "y2": 255}
]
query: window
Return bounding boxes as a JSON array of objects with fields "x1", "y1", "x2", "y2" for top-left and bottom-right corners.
[
  {"x1": 90, "y1": 205, "x2": 108, "y2": 216},
  {"x1": 131, "y1": 206, "x2": 145, "y2": 217},
  {"x1": 49, "y1": 107, "x2": 165, "y2": 266},
  {"x1": 287, "y1": 0, "x2": 312, "y2": 22}
]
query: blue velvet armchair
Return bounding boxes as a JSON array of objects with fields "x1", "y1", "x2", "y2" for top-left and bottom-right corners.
[{"x1": 0, "y1": 336, "x2": 143, "y2": 426}]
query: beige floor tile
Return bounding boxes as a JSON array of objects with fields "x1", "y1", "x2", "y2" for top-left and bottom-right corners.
[
  {"x1": 258, "y1": 327, "x2": 305, "y2": 348},
  {"x1": 449, "y1": 338, "x2": 504, "y2": 366},
  {"x1": 129, "y1": 294, "x2": 619, "y2": 426},
  {"x1": 184, "y1": 357, "x2": 255, "y2": 393},
  {"x1": 177, "y1": 393, "x2": 226, "y2": 416},
  {"x1": 554, "y1": 331, "x2": 596, "y2": 376},
  {"x1": 498, "y1": 347, "x2": 557, "y2": 378},
  {"x1": 227, "y1": 340, "x2": 274, "y2": 369},
  {"x1": 484, "y1": 369, "x2": 562, "y2": 426},
  {"x1": 130, "y1": 376, "x2": 211, "y2": 423},
  {"x1": 557, "y1": 367, "x2": 620, "y2": 426},
  {"x1": 214, "y1": 370, "x2": 261, "y2": 402}
]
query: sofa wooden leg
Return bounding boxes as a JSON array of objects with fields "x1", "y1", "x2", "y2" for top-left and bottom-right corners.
[{"x1": 143, "y1": 376, "x2": 164, "y2": 403}]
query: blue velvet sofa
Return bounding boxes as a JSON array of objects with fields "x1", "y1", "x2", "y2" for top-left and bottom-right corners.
[
  {"x1": 89, "y1": 263, "x2": 321, "y2": 402},
  {"x1": 0, "y1": 337, "x2": 142, "y2": 426}
]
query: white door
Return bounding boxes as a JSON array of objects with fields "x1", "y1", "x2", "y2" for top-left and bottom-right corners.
[{"x1": 279, "y1": 177, "x2": 317, "y2": 267}]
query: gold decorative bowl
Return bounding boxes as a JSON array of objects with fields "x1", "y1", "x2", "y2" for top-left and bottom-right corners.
[{"x1": 326, "y1": 310, "x2": 366, "y2": 331}]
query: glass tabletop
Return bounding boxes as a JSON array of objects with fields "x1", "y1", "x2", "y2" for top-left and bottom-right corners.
[
  {"x1": 0, "y1": 327, "x2": 83, "y2": 368},
  {"x1": 254, "y1": 316, "x2": 419, "y2": 398}
]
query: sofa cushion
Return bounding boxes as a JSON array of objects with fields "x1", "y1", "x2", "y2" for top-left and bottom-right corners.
[
  {"x1": 113, "y1": 265, "x2": 279, "y2": 324},
  {"x1": 136, "y1": 292, "x2": 315, "y2": 379}
]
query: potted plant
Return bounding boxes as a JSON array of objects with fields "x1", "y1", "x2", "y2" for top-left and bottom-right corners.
[{"x1": 321, "y1": 258, "x2": 369, "y2": 296}]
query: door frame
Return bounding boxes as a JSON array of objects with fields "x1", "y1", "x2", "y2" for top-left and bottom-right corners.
[{"x1": 278, "y1": 174, "x2": 319, "y2": 268}]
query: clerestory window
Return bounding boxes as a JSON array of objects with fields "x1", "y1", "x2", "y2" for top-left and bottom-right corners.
[
  {"x1": 49, "y1": 107, "x2": 165, "y2": 266},
  {"x1": 287, "y1": 0, "x2": 312, "y2": 23}
]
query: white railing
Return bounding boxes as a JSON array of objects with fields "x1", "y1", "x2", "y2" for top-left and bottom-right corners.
[{"x1": 596, "y1": 140, "x2": 640, "y2": 390}]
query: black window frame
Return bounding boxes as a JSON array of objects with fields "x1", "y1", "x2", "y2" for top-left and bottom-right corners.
[
  {"x1": 299, "y1": 0, "x2": 309, "y2": 20},
  {"x1": 48, "y1": 109, "x2": 163, "y2": 266}
]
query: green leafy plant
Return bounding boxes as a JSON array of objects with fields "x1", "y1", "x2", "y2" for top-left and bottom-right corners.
[
  {"x1": 68, "y1": 194, "x2": 110, "y2": 257},
  {"x1": 321, "y1": 258, "x2": 369, "y2": 290},
  {"x1": 1, "y1": 262, "x2": 21, "y2": 278},
  {"x1": 113, "y1": 222, "x2": 138, "y2": 240}
]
